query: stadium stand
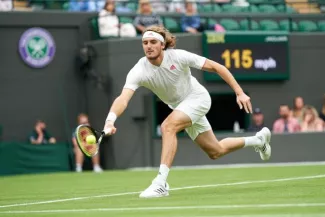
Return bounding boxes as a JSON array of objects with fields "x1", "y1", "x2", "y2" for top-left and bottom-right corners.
[
  {"x1": 318, "y1": 19, "x2": 325, "y2": 30},
  {"x1": 298, "y1": 19, "x2": 319, "y2": 31},
  {"x1": 7, "y1": 0, "x2": 325, "y2": 39},
  {"x1": 239, "y1": 19, "x2": 260, "y2": 30},
  {"x1": 279, "y1": 19, "x2": 299, "y2": 30},
  {"x1": 286, "y1": 0, "x2": 321, "y2": 14},
  {"x1": 8, "y1": 0, "x2": 324, "y2": 13},
  {"x1": 259, "y1": 19, "x2": 280, "y2": 30},
  {"x1": 219, "y1": 18, "x2": 241, "y2": 30}
]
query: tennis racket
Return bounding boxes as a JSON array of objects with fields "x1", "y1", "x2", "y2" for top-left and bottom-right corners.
[{"x1": 75, "y1": 124, "x2": 111, "y2": 157}]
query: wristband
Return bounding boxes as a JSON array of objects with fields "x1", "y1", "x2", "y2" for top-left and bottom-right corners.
[{"x1": 106, "y1": 112, "x2": 117, "y2": 123}]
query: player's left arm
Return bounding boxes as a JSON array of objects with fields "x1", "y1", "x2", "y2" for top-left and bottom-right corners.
[{"x1": 202, "y1": 59, "x2": 253, "y2": 113}]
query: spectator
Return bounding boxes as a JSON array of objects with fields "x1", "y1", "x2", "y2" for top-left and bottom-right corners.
[
  {"x1": 72, "y1": 113, "x2": 103, "y2": 173},
  {"x1": 98, "y1": 0, "x2": 137, "y2": 38},
  {"x1": 29, "y1": 120, "x2": 56, "y2": 144},
  {"x1": 69, "y1": 0, "x2": 104, "y2": 12},
  {"x1": 180, "y1": 1, "x2": 204, "y2": 33},
  {"x1": 133, "y1": 0, "x2": 163, "y2": 34},
  {"x1": 0, "y1": 0, "x2": 12, "y2": 11},
  {"x1": 232, "y1": 0, "x2": 249, "y2": 7},
  {"x1": 273, "y1": 104, "x2": 300, "y2": 133},
  {"x1": 98, "y1": 0, "x2": 119, "y2": 37},
  {"x1": 300, "y1": 105, "x2": 323, "y2": 132},
  {"x1": 247, "y1": 108, "x2": 265, "y2": 132},
  {"x1": 319, "y1": 94, "x2": 325, "y2": 123},
  {"x1": 116, "y1": 7, "x2": 131, "y2": 13},
  {"x1": 68, "y1": 0, "x2": 90, "y2": 11},
  {"x1": 151, "y1": 0, "x2": 167, "y2": 12},
  {"x1": 169, "y1": 0, "x2": 197, "y2": 13},
  {"x1": 115, "y1": 2, "x2": 132, "y2": 13},
  {"x1": 88, "y1": 0, "x2": 105, "y2": 12},
  {"x1": 291, "y1": 96, "x2": 305, "y2": 124}
]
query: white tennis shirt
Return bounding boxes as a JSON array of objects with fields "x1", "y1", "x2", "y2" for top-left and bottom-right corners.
[{"x1": 123, "y1": 49, "x2": 208, "y2": 106}]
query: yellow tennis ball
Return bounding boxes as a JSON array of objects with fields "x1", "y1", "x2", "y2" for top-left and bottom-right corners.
[{"x1": 86, "y1": 135, "x2": 96, "y2": 144}]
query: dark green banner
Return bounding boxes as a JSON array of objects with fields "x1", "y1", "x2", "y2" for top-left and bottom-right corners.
[
  {"x1": 202, "y1": 31, "x2": 290, "y2": 81},
  {"x1": 0, "y1": 142, "x2": 72, "y2": 176}
]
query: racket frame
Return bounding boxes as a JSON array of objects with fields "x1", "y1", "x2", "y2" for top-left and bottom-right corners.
[{"x1": 75, "y1": 124, "x2": 105, "y2": 157}]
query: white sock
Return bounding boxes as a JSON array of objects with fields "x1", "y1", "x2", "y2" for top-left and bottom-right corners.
[
  {"x1": 93, "y1": 164, "x2": 101, "y2": 169},
  {"x1": 156, "y1": 164, "x2": 170, "y2": 183},
  {"x1": 76, "y1": 164, "x2": 82, "y2": 172},
  {"x1": 244, "y1": 136, "x2": 262, "y2": 147}
]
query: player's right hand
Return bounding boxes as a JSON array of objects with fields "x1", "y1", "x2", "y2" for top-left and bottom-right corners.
[{"x1": 103, "y1": 121, "x2": 117, "y2": 136}]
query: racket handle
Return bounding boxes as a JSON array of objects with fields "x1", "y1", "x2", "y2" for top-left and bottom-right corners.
[{"x1": 103, "y1": 128, "x2": 112, "y2": 135}]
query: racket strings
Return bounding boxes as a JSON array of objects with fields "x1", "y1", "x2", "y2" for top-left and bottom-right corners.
[{"x1": 76, "y1": 127, "x2": 98, "y2": 156}]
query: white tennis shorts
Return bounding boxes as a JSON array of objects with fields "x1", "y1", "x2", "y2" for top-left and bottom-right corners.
[{"x1": 169, "y1": 90, "x2": 212, "y2": 140}]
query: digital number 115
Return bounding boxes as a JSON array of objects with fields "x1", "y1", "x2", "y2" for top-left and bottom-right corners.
[{"x1": 221, "y1": 49, "x2": 253, "y2": 69}]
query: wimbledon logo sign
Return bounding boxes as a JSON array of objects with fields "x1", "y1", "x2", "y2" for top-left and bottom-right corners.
[{"x1": 18, "y1": 27, "x2": 56, "y2": 68}]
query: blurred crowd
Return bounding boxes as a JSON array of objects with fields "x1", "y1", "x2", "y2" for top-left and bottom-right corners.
[
  {"x1": 0, "y1": 0, "x2": 12, "y2": 11},
  {"x1": 67, "y1": 0, "x2": 232, "y2": 13},
  {"x1": 248, "y1": 95, "x2": 325, "y2": 134},
  {"x1": 92, "y1": 0, "x2": 226, "y2": 38}
]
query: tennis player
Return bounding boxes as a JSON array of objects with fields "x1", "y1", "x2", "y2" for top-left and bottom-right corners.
[{"x1": 103, "y1": 26, "x2": 271, "y2": 198}]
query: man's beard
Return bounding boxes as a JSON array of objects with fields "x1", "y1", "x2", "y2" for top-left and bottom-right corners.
[{"x1": 146, "y1": 53, "x2": 160, "y2": 60}]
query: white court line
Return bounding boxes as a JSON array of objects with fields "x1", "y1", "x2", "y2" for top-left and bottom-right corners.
[
  {"x1": 0, "y1": 192, "x2": 141, "y2": 209},
  {"x1": 178, "y1": 215, "x2": 325, "y2": 217},
  {"x1": 171, "y1": 174, "x2": 325, "y2": 191},
  {"x1": 130, "y1": 161, "x2": 325, "y2": 171},
  {"x1": 0, "y1": 174, "x2": 324, "y2": 209},
  {"x1": 0, "y1": 203, "x2": 325, "y2": 214}
]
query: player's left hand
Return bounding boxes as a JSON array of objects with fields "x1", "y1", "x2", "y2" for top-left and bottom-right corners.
[{"x1": 236, "y1": 93, "x2": 253, "y2": 113}]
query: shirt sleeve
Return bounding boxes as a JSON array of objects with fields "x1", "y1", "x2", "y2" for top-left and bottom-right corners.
[
  {"x1": 123, "y1": 63, "x2": 142, "y2": 91},
  {"x1": 175, "y1": 49, "x2": 207, "y2": 70}
]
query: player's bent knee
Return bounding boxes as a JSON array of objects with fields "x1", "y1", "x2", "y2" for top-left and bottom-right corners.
[
  {"x1": 161, "y1": 121, "x2": 178, "y2": 135},
  {"x1": 208, "y1": 150, "x2": 227, "y2": 160},
  {"x1": 206, "y1": 143, "x2": 228, "y2": 160},
  {"x1": 208, "y1": 152, "x2": 222, "y2": 160}
]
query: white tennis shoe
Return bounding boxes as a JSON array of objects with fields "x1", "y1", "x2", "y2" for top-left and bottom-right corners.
[
  {"x1": 139, "y1": 178, "x2": 169, "y2": 198},
  {"x1": 255, "y1": 127, "x2": 272, "y2": 161},
  {"x1": 93, "y1": 166, "x2": 103, "y2": 173}
]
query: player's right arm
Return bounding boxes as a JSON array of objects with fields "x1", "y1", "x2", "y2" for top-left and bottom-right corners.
[
  {"x1": 103, "y1": 88, "x2": 135, "y2": 135},
  {"x1": 107, "y1": 88, "x2": 135, "y2": 118},
  {"x1": 103, "y1": 62, "x2": 142, "y2": 135},
  {"x1": 176, "y1": 49, "x2": 252, "y2": 114}
]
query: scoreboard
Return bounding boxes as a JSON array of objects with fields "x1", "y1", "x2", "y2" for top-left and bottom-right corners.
[{"x1": 202, "y1": 31, "x2": 290, "y2": 81}]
